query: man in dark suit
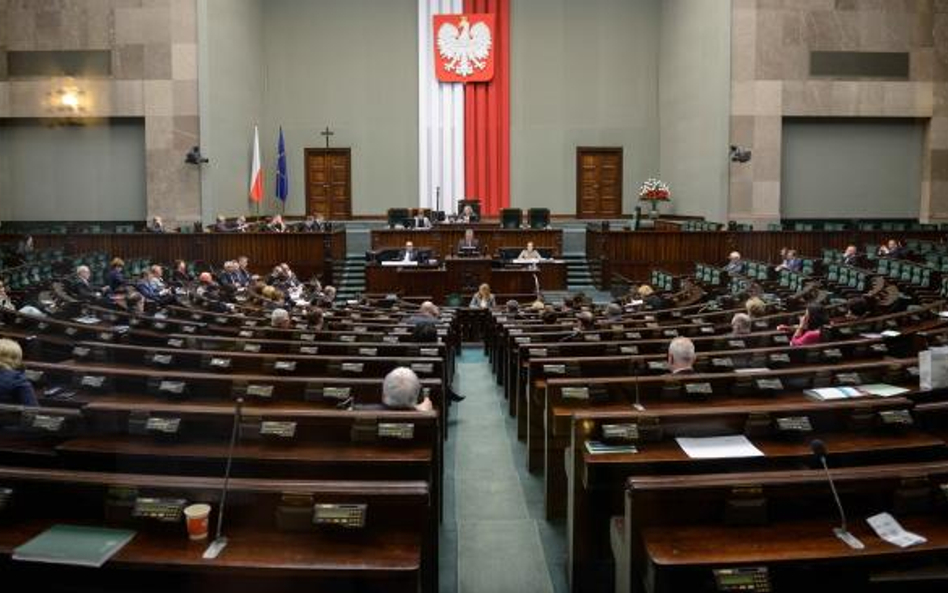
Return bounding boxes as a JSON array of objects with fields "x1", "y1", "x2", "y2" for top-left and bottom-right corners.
[
  {"x1": 412, "y1": 209, "x2": 432, "y2": 229},
  {"x1": 67, "y1": 265, "x2": 99, "y2": 301},
  {"x1": 397, "y1": 241, "x2": 419, "y2": 263},
  {"x1": 236, "y1": 256, "x2": 252, "y2": 286},
  {"x1": 842, "y1": 244, "x2": 859, "y2": 266},
  {"x1": 456, "y1": 229, "x2": 480, "y2": 255}
]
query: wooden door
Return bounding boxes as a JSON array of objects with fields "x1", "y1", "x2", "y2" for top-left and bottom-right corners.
[
  {"x1": 576, "y1": 147, "x2": 623, "y2": 218},
  {"x1": 305, "y1": 148, "x2": 352, "y2": 219}
]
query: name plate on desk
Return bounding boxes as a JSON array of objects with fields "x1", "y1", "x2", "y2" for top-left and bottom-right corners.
[
  {"x1": 647, "y1": 361, "x2": 667, "y2": 372},
  {"x1": 23, "y1": 370, "x2": 44, "y2": 383},
  {"x1": 419, "y1": 348, "x2": 439, "y2": 357},
  {"x1": 243, "y1": 343, "x2": 261, "y2": 353},
  {"x1": 146, "y1": 416, "x2": 181, "y2": 435},
  {"x1": 509, "y1": 329, "x2": 523, "y2": 335},
  {"x1": 835, "y1": 372, "x2": 861, "y2": 385},
  {"x1": 313, "y1": 503, "x2": 366, "y2": 528},
  {"x1": 274, "y1": 360, "x2": 297, "y2": 372},
  {"x1": 383, "y1": 335, "x2": 399, "y2": 344},
  {"x1": 238, "y1": 330, "x2": 255, "y2": 338},
  {"x1": 133, "y1": 497, "x2": 187, "y2": 523},
  {"x1": 209, "y1": 357, "x2": 232, "y2": 370},
  {"x1": 309, "y1": 386, "x2": 351, "y2": 401},
  {"x1": 181, "y1": 324, "x2": 197, "y2": 334},
  {"x1": 383, "y1": 260, "x2": 416, "y2": 266},
  {"x1": 246, "y1": 384, "x2": 274, "y2": 399},
  {"x1": 529, "y1": 348, "x2": 549, "y2": 358},
  {"x1": 72, "y1": 346, "x2": 90, "y2": 359},
  {"x1": 243, "y1": 320, "x2": 258, "y2": 328},
  {"x1": 768, "y1": 353, "x2": 790, "y2": 365},
  {"x1": 354, "y1": 326, "x2": 369, "y2": 334},
  {"x1": 583, "y1": 333, "x2": 601, "y2": 342},
  {"x1": 378, "y1": 423, "x2": 414, "y2": 440},
  {"x1": 663, "y1": 329, "x2": 679, "y2": 338},
  {"x1": 602, "y1": 423, "x2": 639, "y2": 441},
  {"x1": 167, "y1": 338, "x2": 184, "y2": 348},
  {"x1": 822, "y1": 348, "x2": 843, "y2": 360},
  {"x1": 712, "y1": 358, "x2": 734, "y2": 369},
  {"x1": 625, "y1": 332, "x2": 642, "y2": 340},
  {"x1": 776, "y1": 416, "x2": 812, "y2": 433},
  {"x1": 871, "y1": 343, "x2": 889, "y2": 354},
  {"x1": 514, "y1": 337, "x2": 531, "y2": 344},
  {"x1": 64, "y1": 326, "x2": 78, "y2": 337},
  {"x1": 80, "y1": 375, "x2": 106, "y2": 389},
  {"x1": 359, "y1": 347, "x2": 378, "y2": 357},
  {"x1": 261, "y1": 420, "x2": 297, "y2": 438},
  {"x1": 341, "y1": 362, "x2": 364, "y2": 374},
  {"x1": 879, "y1": 409, "x2": 914, "y2": 426},
  {"x1": 700, "y1": 326, "x2": 715, "y2": 334},
  {"x1": 544, "y1": 364, "x2": 566, "y2": 375},
  {"x1": 772, "y1": 335, "x2": 790, "y2": 345},
  {"x1": 191, "y1": 313, "x2": 204, "y2": 321},
  {"x1": 98, "y1": 332, "x2": 114, "y2": 342},
  {"x1": 152, "y1": 322, "x2": 168, "y2": 331},
  {"x1": 411, "y1": 363, "x2": 434, "y2": 375},
  {"x1": 728, "y1": 340, "x2": 746, "y2": 349},
  {"x1": 300, "y1": 333, "x2": 316, "y2": 342},
  {"x1": 340, "y1": 335, "x2": 357, "y2": 343},
  {"x1": 620, "y1": 346, "x2": 639, "y2": 355},
  {"x1": 299, "y1": 346, "x2": 319, "y2": 355},
  {"x1": 685, "y1": 382, "x2": 713, "y2": 397},
  {"x1": 753, "y1": 321, "x2": 769, "y2": 330},
  {"x1": 561, "y1": 387, "x2": 589, "y2": 400},
  {"x1": 756, "y1": 378, "x2": 783, "y2": 391},
  {"x1": 158, "y1": 380, "x2": 187, "y2": 397},
  {"x1": 22, "y1": 412, "x2": 66, "y2": 433}
]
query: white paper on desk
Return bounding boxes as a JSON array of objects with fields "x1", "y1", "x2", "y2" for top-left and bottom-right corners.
[
  {"x1": 675, "y1": 435, "x2": 765, "y2": 460},
  {"x1": 733, "y1": 367, "x2": 771, "y2": 374},
  {"x1": 859, "y1": 384, "x2": 910, "y2": 397},
  {"x1": 866, "y1": 512, "x2": 927, "y2": 548},
  {"x1": 381, "y1": 260, "x2": 417, "y2": 267}
]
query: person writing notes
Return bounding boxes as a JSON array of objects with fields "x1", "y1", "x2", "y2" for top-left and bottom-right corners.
[{"x1": 397, "y1": 241, "x2": 419, "y2": 263}]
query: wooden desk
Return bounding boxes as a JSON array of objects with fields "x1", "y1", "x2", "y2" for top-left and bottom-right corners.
[
  {"x1": 371, "y1": 227, "x2": 562, "y2": 256},
  {"x1": 366, "y1": 260, "x2": 567, "y2": 304}
]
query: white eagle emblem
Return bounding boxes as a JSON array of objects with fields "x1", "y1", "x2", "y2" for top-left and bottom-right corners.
[{"x1": 437, "y1": 16, "x2": 492, "y2": 78}]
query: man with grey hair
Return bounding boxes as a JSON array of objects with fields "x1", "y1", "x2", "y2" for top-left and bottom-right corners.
[
  {"x1": 605, "y1": 302, "x2": 623, "y2": 321},
  {"x1": 382, "y1": 367, "x2": 432, "y2": 411},
  {"x1": 725, "y1": 251, "x2": 743, "y2": 275},
  {"x1": 731, "y1": 313, "x2": 752, "y2": 335},
  {"x1": 270, "y1": 308, "x2": 291, "y2": 329},
  {"x1": 667, "y1": 337, "x2": 696, "y2": 374},
  {"x1": 67, "y1": 265, "x2": 99, "y2": 300}
]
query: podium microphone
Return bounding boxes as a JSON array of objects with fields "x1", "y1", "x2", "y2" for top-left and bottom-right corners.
[
  {"x1": 532, "y1": 273, "x2": 540, "y2": 298},
  {"x1": 204, "y1": 397, "x2": 244, "y2": 559},
  {"x1": 810, "y1": 439, "x2": 864, "y2": 550}
]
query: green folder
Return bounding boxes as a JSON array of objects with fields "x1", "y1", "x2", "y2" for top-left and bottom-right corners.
[{"x1": 13, "y1": 524, "x2": 136, "y2": 568}]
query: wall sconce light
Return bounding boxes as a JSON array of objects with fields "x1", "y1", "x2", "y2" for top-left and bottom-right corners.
[{"x1": 46, "y1": 81, "x2": 87, "y2": 115}]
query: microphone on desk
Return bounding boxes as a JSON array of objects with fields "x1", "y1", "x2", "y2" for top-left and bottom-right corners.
[
  {"x1": 203, "y1": 397, "x2": 244, "y2": 559},
  {"x1": 810, "y1": 439, "x2": 865, "y2": 550},
  {"x1": 532, "y1": 273, "x2": 540, "y2": 298}
]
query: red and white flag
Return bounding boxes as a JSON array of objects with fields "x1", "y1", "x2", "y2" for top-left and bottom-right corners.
[{"x1": 249, "y1": 125, "x2": 263, "y2": 203}]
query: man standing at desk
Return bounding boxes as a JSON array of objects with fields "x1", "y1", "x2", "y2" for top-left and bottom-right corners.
[
  {"x1": 456, "y1": 229, "x2": 480, "y2": 255},
  {"x1": 397, "y1": 241, "x2": 419, "y2": 263},
  {"x1": 518, "y1": 241, "x2": 543, "y2": 261}
]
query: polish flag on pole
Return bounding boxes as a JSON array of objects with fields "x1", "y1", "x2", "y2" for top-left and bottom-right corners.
[{"x1": 249, "y1": 125, "x2": 263, "y2": 203}]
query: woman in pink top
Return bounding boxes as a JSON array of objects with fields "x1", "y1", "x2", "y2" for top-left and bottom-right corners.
[{"x1": 779, "y1": 304, "x2": 827, "y2": 347}]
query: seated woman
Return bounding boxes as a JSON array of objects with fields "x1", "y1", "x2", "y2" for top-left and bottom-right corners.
[
  {"x1": 518, "y1": 241, "x2": 542, "y2": 261},
  {"x1": 0, "y1": 338, "x2": 37, "y2": 406},
  {"x1": 779, "y1": 303, "x2": 827, "y2": 347},
  {"x1": 469, "y1": 283, "x2": 496, "y2": 309}
]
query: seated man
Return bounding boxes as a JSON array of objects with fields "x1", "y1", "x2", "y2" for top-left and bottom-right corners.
[
  {"x1": 236, "y1": 256, "x2": 253, "y2": 286},
  {"x1": 382, "y1": 367, "x2": 433, "y2": 412},
  {"x1": 604, "y1": 302, "x2": 623, "y2": 322},
  {"x1": 148, "y1": 216, "x2": 166, "y2": 233},
  {"x1": 67, "y1": 265, "x2": 99, "y2": 301},
  {"x1": 666, "y1": 337, "x2": 696, "y2": 374},
  {"x1": 411, "y1": 209, "x2": 432, "y2": 229},
  {"x1": 878, "y1": 239, "x2": 905, "y2": 259},
  {"x1": 724, "y1": 251, "x2": 743, "y2": 274},
  {"x1": 776, "y1": 249, "x2": 802, "y2": 272},
  {"x1": 842, "y1": 244, "x2": 859, "y2": 266},
  {"x1": 271, "y1": 308, "x2": 291, "y2": 329},
  {"x1": 397, "y1": 241, "x2": 419, "y2": 263},
  {"x1": 213, "y1": 215, "x2": 231, "y2": 232},
  {"x1": 266, "y1": 214, "x2": 288, "y2": 233},
  {"x1": 517, "y1": 241, "x2": 543, "y2": 261},
  {"x1": 456, "y1": 229, "x2": 480, "y2": 255},
  {"x1": 730, "y1": 312, "x2": 752, "y2": 335},
  {"x1": 298, "y1": 215, "x2": 321, "y2": 232}
]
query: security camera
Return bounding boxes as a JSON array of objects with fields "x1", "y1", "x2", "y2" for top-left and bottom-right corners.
[
  {"x1": 730, "y1": 145, "x2": 751, "y2": 163},
  {"x1": 185, "y1": 146, "x2": 209, "y2": 165}
]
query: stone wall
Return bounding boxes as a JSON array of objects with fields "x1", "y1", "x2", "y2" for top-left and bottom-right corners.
[
  {"x1": 729, "y1": 0, "x2": 948, "y2": 224},
  {"x1": 0, "y1": 0, "x2": 200, "y2": 224}
]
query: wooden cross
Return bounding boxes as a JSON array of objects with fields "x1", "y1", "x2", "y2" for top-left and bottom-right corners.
[{"x1": 320, "y1": 126, "x2": 334, "y2": 149}]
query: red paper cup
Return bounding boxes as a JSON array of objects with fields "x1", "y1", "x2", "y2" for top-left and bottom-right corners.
[{"x1": 184, "y1": 503, "x2": 211, "y2": 540}]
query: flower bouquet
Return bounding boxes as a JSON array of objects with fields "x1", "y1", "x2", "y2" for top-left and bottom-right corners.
[{"x1": 638, "y1": 178, "x2": 670, "y2": 218}]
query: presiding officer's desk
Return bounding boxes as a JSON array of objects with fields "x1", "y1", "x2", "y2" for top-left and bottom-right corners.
[
  {"x1": 370, "y1": 226, "x2": 563, "y2": 255},
  {"x1": 365, "y1": 256, "x2": 567, "y2": 303}
]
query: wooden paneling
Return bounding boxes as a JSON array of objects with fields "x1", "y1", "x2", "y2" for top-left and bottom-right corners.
[
  {"x1": 305, "y1": 148, "x2": 351, "y2": 220},
  {"x1": 371, "y1": 228, "x2": 563, "y2": 257},
  {"x1": 587, "y1": 228, "x2": 947, "y2": 288},
  {"x1": 576, "y1": 147, "x2": 622, "y2": 218},
  {"x1": 6, "y1": 231, "x2": 346, "y2": 284}
]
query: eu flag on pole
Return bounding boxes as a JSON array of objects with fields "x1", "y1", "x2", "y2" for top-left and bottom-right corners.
[{"x1": 275, "y1": 127, "x2": 288, "y2": 203}]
